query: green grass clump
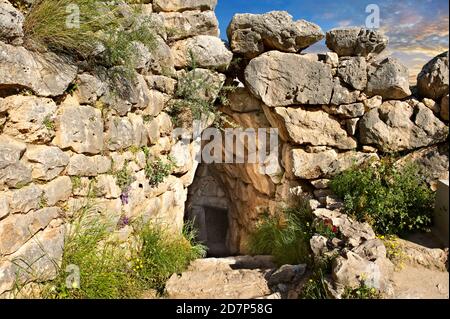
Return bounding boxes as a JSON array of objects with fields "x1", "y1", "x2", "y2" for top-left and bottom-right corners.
[
  {"x1": 23, "y1": 0, "x2": 156, "y2": 77},
  {"x1": 44, "y1": 214, "x2": 142, "y2": 299},
  {"x1": 247, "y1": 202, "x2": 314, "y2": 266},
  {"x1": 135, "y1": 222, "x2": 206, "y2": 293},
  {"x1": 330, "y1": 158, "x2": 435, "y2": 235},
  {"x1": 44, "y1": 213, "x2": 205, "y2": 299}
]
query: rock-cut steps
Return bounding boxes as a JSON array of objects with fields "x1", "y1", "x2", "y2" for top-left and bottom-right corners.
[{"x1": 164, "y1": 256, "x2": 281, "y2": 299}]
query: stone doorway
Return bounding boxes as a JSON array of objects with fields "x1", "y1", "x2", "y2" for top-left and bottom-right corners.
[{"x1": 185, "y1": 165, "x2": 232, "y2": 257}]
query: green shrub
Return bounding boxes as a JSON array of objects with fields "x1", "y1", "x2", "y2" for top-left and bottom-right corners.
[
  {"x1": 247, "y1": 202, "x2": 314, "y2": 266},
  {"x1": 145, "y1": 157, "x2": 175, "y2": 188},
  {"x1": 330, "y1": 159, "x2": 435, "y2": 235},
  {"x1": 342, "y1": 282, "x2": 383, "y2": 299},
  {"x1": 135, "y1": 222, "x2": 206, "y2": 293}
]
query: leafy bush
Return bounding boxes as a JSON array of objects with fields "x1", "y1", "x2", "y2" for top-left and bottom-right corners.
[
  {"x1": 342, "y1": 282, "x2": 383, "y2": 299},
  {"x1": 135, "y1": 222, "x2": 206, "y2": 293},
  {"x1": 247, "y1": 202, "x2": 314, "y2": 266},
  {"x1": 23, "y1": 0, "x2": 155, "y2": 77},
  {"x1": 330, "y1": 159, "x2": 435, "y2": 235},
  {"x1": 144, "y1": 157, "x2": 175, "y2": 187}
]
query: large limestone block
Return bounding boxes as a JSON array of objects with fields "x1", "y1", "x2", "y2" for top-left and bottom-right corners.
[
  {"x1": 417, "y1": 51, "x2": 449, "y2": 100},
  {"x1": 0, "y1": 42, "x2": 77, "y2": 97},
  {"x1": 0, "y1": 207, "x2": 59, "y2": 255},
  {"x1": 24, "y1": 145, "x2": 69, "y2": 181},
  {"x1": 326, "y1": 27, "x2": 388, "y2": 57},
  {"x1": 359, "y1": 101, "x2": 448, "y2": 152},
  {"x1": 265, "y1": 106, "x2": 357, "y2": 150},
  {"x1": 153, "y1": 0, "x2": 217, "y2": 12},
  {"x1": 53, "y1": 98, "x2": 104, "y2": 154},
  {"x1": 366, "y1": 57, "x2": 411, "y2": 99},
  {"x1": 245, "y1": 51, "x2": 334, "y2": 107},
  {"x1": 2, "y1": 95, "x2": 57, "y2": 143},
  {"x1": 283, "y1": 147, "x2": 377, "y2": 180},
  {"x1": 227, "y1": 11, "x2": 324, "y2": 59},
  {"x1": 171, "y1": 35, "x2": 232, "y2": 71},
  {"x1": 0, "y1": 0, "x2": 24, "y2": 43},
  {"x1": 42, "y1": 176, "x2": 72, "y2": 206},
  {"x1": 161, "y1": 10, "x2": 219, "y2": 40}
]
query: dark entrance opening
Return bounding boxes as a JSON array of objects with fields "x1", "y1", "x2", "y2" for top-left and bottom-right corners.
[
  {"x1": 185, "y1": 164, "x2": 232, "y2": 257},
  {"x1": 204, "y1": 206, "x2": 229, "y2": 257}
]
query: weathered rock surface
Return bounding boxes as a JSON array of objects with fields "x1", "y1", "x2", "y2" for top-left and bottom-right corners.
[
  {"x1": 326, "y1": 28, "x2": 388, "y2": 57},
  {"x1": 53, "y1": 98, "x2": 104, "y2": 154},
  {"x1": 359, "y1": 101, "x2": 448, "y2": 152},
  {"x1": 332, "y1": 251, "x2": 394, "y2": 291},
  {"x1": 245, "y1": 51, "x2": 334, "y2": 107},
  {"x1": 0, "y1": 207, "x2": 59, "y2": 255},
  {"x1": 284, "y1": 148, "x2": 377, "y2": 180},
  {"x1": 396, "y1": 143, "x2": 449, "y2": 188},
  {"x1": 337, "y1": 57, "x2": 367, "y2": 91},
  {"x1": 153, "y1": 0, "x2": 217, "y2": 12},
  {"x1": 161, "y1": 10, "x2": 219, "y2": 40},
  {"x1": 266, "y1": 106, "x2": 357, "y2": 149},
  {"x1": 2, "y1": 95, "x2": 57, "y2": 143},
  {"x1": 0, "y1": 0, "x2": 24, "y2": 43},
  {"x1": 0, "y1": 225, "x2": 64, "y2": 295},
  {"x1": 171, "y1": 35, "x2": 232, "y2": 71},
  {"x1": 313, "y1": 209, "x2": 376, "y2": 247},
  {"x1": 24, "y1": 145, "x2": 69, "y2": 181},
  {"x1": 227, "y1": 11, "x2": 324, "y2": 59},
  {"x1": 417, "y1": 51, "x2": 449, "y2": 100},
  {"x1": 165, "y1": 256, "x2": 275, "y2": 299},
  {"x1": 366, "y1": 57, "x2": 411, "y2": 99},
  {"x1": 0, "y1": 42, "x2": 77, "y2": 97}
]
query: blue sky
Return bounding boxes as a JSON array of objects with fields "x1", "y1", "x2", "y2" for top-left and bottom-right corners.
[{"x1": 215, "y1": 0, "x2": 449, "y2": 82}]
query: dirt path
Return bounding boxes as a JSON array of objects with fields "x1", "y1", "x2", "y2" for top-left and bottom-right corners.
[{"x1": 391, "y1": 265, "x2": 449, "y2": 299}]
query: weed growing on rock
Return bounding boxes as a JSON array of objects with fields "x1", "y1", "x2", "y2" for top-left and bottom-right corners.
[
  {"x1": 330, "y1": 158, "x2": 435, "y2": 235},
  {"x1": 145, "y1": 156, "x2": 175, "y2": 188},
  {"x1": 342, "y1": 281, "x2": 383, "y2": 299}
]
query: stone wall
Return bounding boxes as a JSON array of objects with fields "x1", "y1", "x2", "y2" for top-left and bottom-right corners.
[
  {"x1": 0, "y1": 0, "x2": 448, "y2": 296},
  {"x1": 0, "y1": 0, "x2": 227, "y2": 296},
  {"x1": 214, "y1": 12, "x2": 449, "y2": 253}
]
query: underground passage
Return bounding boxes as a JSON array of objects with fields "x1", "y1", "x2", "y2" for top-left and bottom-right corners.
[{"x1": 185, "y1": 164, "x2": 232, "y2": 257}]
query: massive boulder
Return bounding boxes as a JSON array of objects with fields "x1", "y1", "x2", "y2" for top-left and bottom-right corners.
[
  {"x1": 366, "y1": 57, "x2": 411, "y2": 99},
  {"x1": 227, "y1": 11, "x2": 324, "y2": 59},
  {"x1": 245, "y1": 51, "x2": 334, "y2": 107},
  {"x1": 264, "y1": 106, "x2": 357, "y2": 149},
  {"x1": 153, "y1": 0, "x2": 217, "y2": 12},
  {"x1": 417, "y1": 51, "x2": 449, "y2": 100},
  {"x1": 0, "y1": 42, "x2": 77, "y2": 97},
  {"x1": 359, "y1": 101, "x2": 449, "y2": 152},
  {"x1": 326, "y1": 28, "x2": 388, "y2": 57},
  {"x1": 283, "y1": 147, "x2": 377, "y2": 179},
  {"x1": 0, "y1": 0, "x2": 24, "y2": 43},
  {"x1": 171, "y1": 35, "x2": 232, "y2": 71}
]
